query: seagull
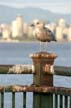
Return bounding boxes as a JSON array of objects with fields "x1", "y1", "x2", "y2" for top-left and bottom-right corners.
[{"x1": 31, "y1": 20, "x2": 56, "y2": 51}]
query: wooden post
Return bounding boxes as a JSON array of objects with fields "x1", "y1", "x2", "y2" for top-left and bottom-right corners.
[
  {"x1": 30, "y1": 52, "x2": 57, "y2": 108},
  {"x1": 23, "y1": 92, "x2": 26, "y2": 108},
  {"x1": 55, "y1": 95, "x2": 58, "y2": 108},
  {"x1": 70, "y1": 97, "x2": 71, "y2": 108},
  {"x1": 12, "y1": 92, "x2": 15, "y2": 108},
  {"x1": 60, "y1": 95, "x2": 63, "y2": 108},
  {"x1": 1, "y1": 92, "x2": 4, "y2": 108},
  {"x1": 65, "y1": 96, "x2": 68, "y2": 108}
]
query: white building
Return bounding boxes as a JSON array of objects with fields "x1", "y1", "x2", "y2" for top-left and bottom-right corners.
[
  {"x1": 2, "y1": 24, "x2": 11, "y2": 39},
  {"x1": 23, "y1": 22, "x2": 28, "y2": 35},
  {"x1": 11, "y1": 20, "x2": 19, "y2": 38},
  {"x1": 63, "y1": 27, "x2": 68, "y2": 41},
  {"x1": 55, "y1": 26, "x2": 64, "y2": 41},
  {"x1": 58, "y1": 18, "x2": 66, "y2": 28},
  {"x1": 11, "y1": 15, "x2": 23, "y2": 38},
  {"x1": 28, "y1": 26, "x2": 34, "y2": 39},
  {"x1": 16, "y1": 15, "x2": 23, "y2": 37},
  {"x1": 68, "y1": 25, "x2": 71, "y2": 41},
  {"x1": 0, "y1": 25, "x2": 2, "y2": 36},
  {"x1": 55, "y1": 18, "x2": 66, "y2": 41}
]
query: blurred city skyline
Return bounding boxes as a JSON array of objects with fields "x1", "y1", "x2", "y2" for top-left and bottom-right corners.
[{"x1": 0, "y1": 0, "x2": 71, "y2": 14}]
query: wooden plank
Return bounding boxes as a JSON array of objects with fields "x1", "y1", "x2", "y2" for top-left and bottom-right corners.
[
  {"x1": 1, "y1": 92, "x2": 4, "y2": 108},
  {"x1": 70, "y1": 96, "x2": 71, "y2": 108},
  {"x1": 0, "y1": 65, "x2": 34, "y2": 74},
  {"x1": 23, "y1": 92, "x2": 26, "y2": 108},
  {"x1": 12, "y1": 92, "x2": 15, "y2": 108},
  {"x1": 33, "y1": 93, "x2": 53, "y2": 108},
  {"x1": 60, "y1": 95, "x2": 63, "y2": 108},
  {"x1": 0, "y1": 65, "x2": 12, "y2": 74},
  {"x1": 54, "y1": 66, "x2": 71, "y2": 76},
  {"x1": 65, "y1": 96, "x2": 68, "y2": 108},
  {"x1": 55, "y1": 94, "x2": 58, "y2": 108},
  {"x1": 0, "y1": 65, "x2": 71, "y2": 76},
  {"x1": 0, "y1": 85, "x2": 71, "y2": 96}
]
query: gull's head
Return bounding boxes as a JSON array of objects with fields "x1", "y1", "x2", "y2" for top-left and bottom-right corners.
[{"x1": 31, "y1": 20, "x2": 45, "y2": 29}]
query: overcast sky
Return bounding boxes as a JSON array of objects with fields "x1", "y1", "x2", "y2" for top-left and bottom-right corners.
[{"x1": 0, "y1": 0, "x2": 71, "y2": 14}]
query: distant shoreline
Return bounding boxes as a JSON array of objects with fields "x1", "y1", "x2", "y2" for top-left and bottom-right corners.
[{"x1": 0, "y1": 39, "x2": 70, "y2": 44}]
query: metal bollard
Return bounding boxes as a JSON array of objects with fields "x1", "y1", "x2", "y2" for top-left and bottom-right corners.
[{"x1": 30, "y1": 52, "x2": 57, "y2": 108}]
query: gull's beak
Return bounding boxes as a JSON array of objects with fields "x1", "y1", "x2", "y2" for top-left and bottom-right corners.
[{"x1": 30, "y1": 24, "x2": 34, "y2": 27}]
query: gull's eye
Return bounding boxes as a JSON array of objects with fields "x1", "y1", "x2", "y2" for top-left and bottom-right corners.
[{"x1": 37, "y1": 22, "x2": 40, "y2": 24}]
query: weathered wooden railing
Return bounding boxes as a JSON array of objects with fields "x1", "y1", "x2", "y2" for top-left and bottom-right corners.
[
  {"x1": 0, "y1": 85, "x2": 71, "y2": 108},
  {"x1": 0, "y1": 52, "x2": 71, "y2": 108},
  {"x1": 0, "y1": 65, "x2": 71, "y2": 76}
]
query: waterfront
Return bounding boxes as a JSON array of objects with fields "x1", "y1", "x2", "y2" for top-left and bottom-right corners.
[
  {"x1": 0, "y1": 42, "x2": 71, "y2": 86},
  {"x1": 0, "y1": 42, "x2": 71, "y2": 108},
  {"x1": 0, "y1": 42, "x2": 71, "y2": 65}
]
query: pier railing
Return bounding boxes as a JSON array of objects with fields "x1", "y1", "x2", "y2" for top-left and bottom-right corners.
[{"x1": 0, "y1": 64, "x2": 71, "y2": 108}]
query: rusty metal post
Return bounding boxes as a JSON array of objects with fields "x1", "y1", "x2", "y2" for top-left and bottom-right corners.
[{"x1": 30, "y1": 52, "x2": 57, "y2": 108}]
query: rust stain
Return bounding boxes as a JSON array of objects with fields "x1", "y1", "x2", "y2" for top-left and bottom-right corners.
[{"x1": 0, "y1": 85, "x2": 70, "y2": 96}]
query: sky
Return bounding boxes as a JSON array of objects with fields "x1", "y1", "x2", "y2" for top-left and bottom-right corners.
[{"x1": 0, "y1": 0, "x2": 71, "y2": 14}]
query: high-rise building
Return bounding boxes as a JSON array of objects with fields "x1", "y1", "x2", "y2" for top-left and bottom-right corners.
[
  {"x1": 63, "y1": 27, "x2": 68, "y2": 41},
  {"x1": 55, "y1": 18, "x2": 66, "y2": 41},
  {"x1": 58, "y1": 18, "x2": 66, "y2": 28},
  {"x1": 11, "y1": 15, "x2": 23, "y2": 38},
  {"x1": 28, "y1": 26, "x2": 34, "y2": 39},
  {"x1": 2, "y1": 24, "x2": 11, "y2": 39},
  {"x1": 0, "y1": 25, "x2": 2, "y2": 37},
  {"x1": 11, "y1": 20, "x2": 18, "y2": 38},
  {"x1": 68, "y1": 25, "x2": 71, "y2": 41},
  {"x1": 55, "y1": 26, "x2": 64, "y2": 41},
  {"x1": 16, "y1": 15, "x2": 23, "y2": 37},
  {"x1": 23, "y1": 22, "x2": 28, "y2": 35}
]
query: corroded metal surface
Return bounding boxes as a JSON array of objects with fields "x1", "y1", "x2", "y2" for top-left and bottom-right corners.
[
  {"x1": 30, "y1": 52, "x2": 57, "y2": 59},
  {"x1": 54, "y1": 66, "x2": 71, "y2": 76},
  {"x1": 0, "y1": 65, "x2": 71, "y2": 76},
  {"x1": 0, "y1": 64, "x2": 35, "y2": 74},
  {"x1": 31, "y1": 52, "x2": 57, "y2": 86},
  {"x1": 8, "y1": 64, "x2": 35, "y2": 74},
  {"x1": 0, "y1": 85, "x2": 71, "y2": 96}
]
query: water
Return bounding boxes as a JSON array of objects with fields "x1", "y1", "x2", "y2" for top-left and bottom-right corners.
[
  {"x1": 0, "y1": 42, "x2": 71, "y2": 66},
  {"x1": 0, "y1": 42, "x2": 71, "y2": 108}
]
